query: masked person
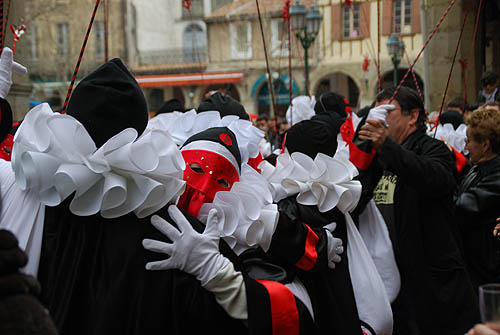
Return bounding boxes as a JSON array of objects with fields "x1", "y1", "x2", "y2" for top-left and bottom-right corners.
[
  {"x1": 142, "y1": 122, "x2": 316, "y2": 334},
  {"x1": 4, "y1": 58, "x2": 309, "y2": 335}
]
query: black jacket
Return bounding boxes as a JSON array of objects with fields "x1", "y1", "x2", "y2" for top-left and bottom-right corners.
[
  {"x1": 354, "y1": 129, "x2": 479, "y2": 335},
  {"x1": 454, "y1": 155, "x2": 500, "y2": 290}
]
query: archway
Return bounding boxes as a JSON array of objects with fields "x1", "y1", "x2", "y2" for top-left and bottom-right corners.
[
  {"x1": 380, "y1": 68, "x2": 424, "y2": 93},
  {"x1": 314, "y1": 73, "x2": 360, "y2": 108},
  {"x1": 257, "y1": 79, "x2": 292, "y2": 117}
]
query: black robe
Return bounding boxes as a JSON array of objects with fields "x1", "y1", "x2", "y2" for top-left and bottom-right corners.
[
  {"x1": 268, "y1": 197, "x2": 363, "y2": 335},
  {"x1": 38, "y1": 199, "x2": 312, "y2": 335}
]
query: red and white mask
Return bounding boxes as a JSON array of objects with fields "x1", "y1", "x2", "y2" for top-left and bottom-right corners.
[{"x1": 177, "y1": 130, "x2": 241, "y2": 217}]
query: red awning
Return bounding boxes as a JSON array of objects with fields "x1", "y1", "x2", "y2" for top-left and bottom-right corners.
[{"x1": 135, "y1": 71, "x2": 244, "y2": 88}]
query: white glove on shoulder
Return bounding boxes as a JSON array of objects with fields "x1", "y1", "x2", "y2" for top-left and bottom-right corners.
[
  {"x1": 0, "y1": 47, "x2": 28, "y2": 99},
  {"x1": 324, "y1": 222, "x2": 344, "y2": 269},
  {"x1": 367, "y1": 104, "x2": 395, "y2": 127},
  {"x1": 143, "y1": 206, "x2": 230, "y2": 286}
]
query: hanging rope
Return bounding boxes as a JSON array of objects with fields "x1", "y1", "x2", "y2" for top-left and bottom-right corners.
[
  {"x1": 462, "y1": 0, "x2": 483, "y2": 112},
  {"x1": 401, "y1": 41, "x2": 424, "y2": 106},
  {"x1": 3, "y1": 0, "x2": 9, "y2": 43},
  {"x1": 291, "y1": 29, "x2": 309, "y2": 96},
  {"x1": 255, "y1": 0, "x2": 277, "y2": 116},
  {"x1": 390, "y1": 0, "x2": 457, "y2": 102},
  {"x1": 376, "y1": 0, "x2": 381, "y2": 92},
  {"x1": 359, "y1": 3, "x2": 378, "y2": 70},
  {"x1": 104, "y1": 0, "x2": 109, "y2": 62},
  {"x1": 432, "y1": 9, "x2": 468, "y2": 137},
  {"x1": 0, "y1": 1, "x2": 4, "y2": 51},
  {"x1": 183, "y1": 0, "x2": 205, "y2": 91},
  {"x1": 282, "y1": 0, "x2": 293, "y2": 124},
  {"x1": 287, "y1": 7, "x2": 293, "y2": 119},
  {"x1": 62, "y1": 0, "x2": 102, "y2": 114}
]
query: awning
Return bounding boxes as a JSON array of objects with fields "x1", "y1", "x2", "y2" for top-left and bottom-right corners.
[{"x1": 135, "y1": 71, "x2": 244, "y2": 88}]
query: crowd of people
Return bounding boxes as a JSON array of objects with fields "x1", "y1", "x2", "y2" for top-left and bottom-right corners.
[{"x1": 1, "y1": 46, "x2": 500, "y2": 335}]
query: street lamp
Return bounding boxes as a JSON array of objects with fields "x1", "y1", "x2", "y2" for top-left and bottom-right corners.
[
  {"x1": 290, "y1": 1, "x2": 322, "y2": 94},
  {"x1": 386, "y1": 33, "x2": 404, "y2": 87}
]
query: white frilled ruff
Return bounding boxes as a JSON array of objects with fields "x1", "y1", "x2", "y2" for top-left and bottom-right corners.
[
  {"x1": 197, "y1": 164, "x2": 278, "y2": 255},
  {"x1": 148, "y1": 110, "x2": 279, "y2": 255},
  {"x1": 427, "y1": 123, "x2": 467, "y2": 153},
  {"x1": 11, "y1": 103, "x2": 186, "y2": 219},
  {"x1": 259, "y1": 151, "x2": 362, "y2": 214},
  {"x1": 147, "y1": 109, "x2": 264, "y2": 164}
]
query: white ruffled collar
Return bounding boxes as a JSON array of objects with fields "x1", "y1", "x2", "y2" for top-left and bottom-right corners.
[
  {"x1": 427, "y1": 123, "x2": 467, "y2": 153},
  {"x1": 197, "y1": 163, "x2": 278, "y2": 255},
  {"x1": 259, "y1": 151, "x2": 361, "y2": 214},
  {"x1": 147, "y1": 109, "x2": 264, "y2": 164},
  {"x1": 12, "y1": 103, "x2": 186, "y2": 218},
  {"x1": 148, "y1": 110, "x2": 278, "y2": 255}
]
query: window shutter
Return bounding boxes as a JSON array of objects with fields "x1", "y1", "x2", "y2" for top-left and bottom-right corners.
[
  {"x1": 360, "y1": 2, "x2": 371, "y2": 39},
  {"x1": 411, "y1": 0, "x2": 421, "y2": 33},
  {"x1": 382, "y1": 0, "x2": 393, "y2": 35},
  {"x1": 331, "y1": 4, "x2": 341, "y2": 41}
]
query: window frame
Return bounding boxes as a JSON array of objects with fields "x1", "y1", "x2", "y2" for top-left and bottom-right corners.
[
  {"x1": 231, "y1": 21, "x2": 252, "y2": 60},
  {"x1": 393, "y1": 0, "x2": 412, "y2": 34},
  {"x1": 56, "y1": 23, "x2": 69, "y2": 56},
  {"x1": 342, "y1": 3, "x2": 361, "y2": 40}
]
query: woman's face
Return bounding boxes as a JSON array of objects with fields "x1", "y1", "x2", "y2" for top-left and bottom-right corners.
[{"x1": 465, "y1": 127, "x2": 490, "y2": 165}]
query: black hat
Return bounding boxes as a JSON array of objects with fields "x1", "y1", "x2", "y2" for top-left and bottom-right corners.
[
  {"x1": 0, "y1": 99, "x2": 13, "y2": 143},
  {"x1": 198, "y1": 92, "x2": 249, "y2": 120},
  {"x1": 156, "y1": 98, "x2": 185, "y2": 115},
  {"x1": 66, "y1": 58, "x2": 148, "y2": 148},
  {"x1": 181, "y1": 127, "x2": 241, "y2": 170},
  {"x1": 439, "y1": 110, "x2": 464, "y2": 130},
  {"x1": 315, "y1": 92, "x2": 349, "y2": 118},
  {"x1": 285, "y1": 119, "x2": 338, "y2": 159}
]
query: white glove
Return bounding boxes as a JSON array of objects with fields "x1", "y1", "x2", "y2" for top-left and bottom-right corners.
[
  {"x1": 143, "y1": 206, "x2": 230, "y2": 286},
  {"x1": 367, "y1": 104, "x2": 395, "y2": 127},
  {"x1": 0, "y1": 47, "x2": 28, "y2": 99},
  {"x1": 324, "y1": 222, "x2": 344, "y2": 269}
]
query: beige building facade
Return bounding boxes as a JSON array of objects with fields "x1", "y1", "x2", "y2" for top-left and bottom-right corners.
[{"x1": 17, "y1": 0, "x2": 127, "y2": 116}]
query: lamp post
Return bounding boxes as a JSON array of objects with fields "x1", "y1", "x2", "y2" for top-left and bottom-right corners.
[
  {"x1": 290, "y1": 1, "x2": 322, "y2": 95},
  {"x1": 386, "y1": 33, "x2": 404, "y2": 87}
]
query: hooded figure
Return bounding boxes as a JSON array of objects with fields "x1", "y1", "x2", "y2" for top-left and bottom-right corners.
[
  {"x1": 259, "y1": 119, "x2": 370, "y2": 334},
  {"x1": 7, "y1": 59, "x2": 316, "y2": 335},
  {"x1": 198, "y1": 92, "x2": 249, "y2": 120},
  {"x1": 7, "y1": 59, "x2": 250, "y2": 335},
  {"x1": 285, "y1": 96, "x2": 316, "y2": 127}
]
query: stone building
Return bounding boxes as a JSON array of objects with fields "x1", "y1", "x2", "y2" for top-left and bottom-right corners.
[
  {"x1": 18, "y1": 0, "x2": 128, "y2": 116},
  {"x1": 131, "y1": 0, "x2": 242, "y2": 114}
]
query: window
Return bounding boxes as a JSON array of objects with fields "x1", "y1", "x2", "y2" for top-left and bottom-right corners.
[
  {"x1": 342, "y1": 3, "x2": 360, "y2": 39},
  {"x1": 271, "y1": 19, "x2": 290, "y2": 57},
  {"x1": 211, "y1": 0, "x2": 232, "y2": 11},
  {"x1": 30, "y1": 25, "x2": 38, "y2": 61},
  {"x1": 394, "y1": 0, "x2": 411, "y2": 34},
  {"x1": 56, "y1": 23, "x2": 69, "y2": 56},
  {"x1": 183, "y1": 23, "x2": 207, "y2": 62},
  {"x1": 94, "y1": 21, "x2": 105, "y2": 59},
  {"x1": 231, "y1": 21, "x2": 252, "y2": 59},
  {"x1": 182, "y1": 0, "x2": 204, "y2": 19}
]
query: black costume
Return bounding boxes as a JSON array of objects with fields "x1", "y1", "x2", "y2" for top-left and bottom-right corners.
[{"x1": 30, "y1": 59, "x2": 313, "y2": 335}]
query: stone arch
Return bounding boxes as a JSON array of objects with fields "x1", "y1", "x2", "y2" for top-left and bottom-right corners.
[
  {"x1": 379, "y1": 68, "x2": 424, "y2": 94},
  {"x1": 313, "y1": 72, "x2": 361, "y2": 108}
]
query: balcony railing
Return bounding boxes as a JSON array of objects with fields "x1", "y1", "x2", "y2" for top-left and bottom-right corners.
[{"x1": 139, "y1": 47, "x2": 208, "y2": 65}]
